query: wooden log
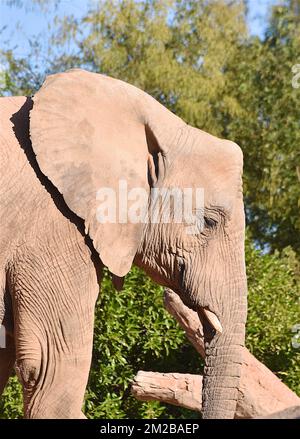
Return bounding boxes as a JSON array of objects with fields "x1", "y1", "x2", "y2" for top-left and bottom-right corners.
[
  {"x1": 132, "y1": 371, "x2": 202, "y2": 412},
  {"x1": 131, "y1": 371, "x2": 300, "y2": 419},
  {"x1": 131, "y1": 289, "x2": 300, "y2": 418}
]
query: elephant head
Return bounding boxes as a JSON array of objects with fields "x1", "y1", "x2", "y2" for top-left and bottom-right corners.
[{"x1": 29, "y1": 69, "x2": 247, "y2": 419}]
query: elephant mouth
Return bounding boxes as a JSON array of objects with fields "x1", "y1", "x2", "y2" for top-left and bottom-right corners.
[{"x1": 167, "y1": 285, "x2": 223, "y2": 335}]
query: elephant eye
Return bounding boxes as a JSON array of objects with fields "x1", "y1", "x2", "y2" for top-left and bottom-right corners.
[{"x1": 204, "y1": 217, "x2": 217, "y2": 229}]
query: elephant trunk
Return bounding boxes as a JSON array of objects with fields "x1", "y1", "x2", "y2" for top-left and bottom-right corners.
[{"x1": 201, "y1": 287, "x2": 247, "y2": 419}]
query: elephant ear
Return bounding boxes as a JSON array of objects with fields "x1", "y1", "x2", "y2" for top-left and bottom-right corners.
[{"x1": 30, "y1": 69, "x2": 183, "y2": 277}]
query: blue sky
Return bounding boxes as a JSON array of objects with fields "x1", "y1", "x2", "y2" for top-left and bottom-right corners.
[{"x1": 0, "y1": 0, "x2": 277, "y2": 60}]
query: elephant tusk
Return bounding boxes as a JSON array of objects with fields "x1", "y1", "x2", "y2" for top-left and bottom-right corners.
[{"x1": 202, "y1": 308, "x2": 223, "y2": 334}]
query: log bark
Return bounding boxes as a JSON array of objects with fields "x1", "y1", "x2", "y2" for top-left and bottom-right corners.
[
  {"x1": 131, "y1": 289, "x2": 300, "y2": 418},
  {"x1": 132, "y1": 371, "x2": 202, "y2": 412}
]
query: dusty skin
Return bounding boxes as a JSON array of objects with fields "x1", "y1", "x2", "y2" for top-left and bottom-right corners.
[{"x1": 0, "y1": 69, "x2": 247, "y2": 419}]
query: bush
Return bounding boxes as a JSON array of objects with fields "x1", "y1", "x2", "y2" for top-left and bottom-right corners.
[
  {"x1": 0, "y1": 236, "x2": 299, "y2": 418},
  {"x1": 245, "y1": 239, "x2": 300, "y2": 395}
]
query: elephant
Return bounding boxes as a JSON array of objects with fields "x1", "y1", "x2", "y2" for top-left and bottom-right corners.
[{"x1": 0, "y1": 69, "x2": 247, "y2": 419}]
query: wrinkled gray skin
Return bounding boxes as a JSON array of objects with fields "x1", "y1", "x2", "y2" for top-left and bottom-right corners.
[{"x1": 0, "y1": 70, "x2": 247, "y2": 419}]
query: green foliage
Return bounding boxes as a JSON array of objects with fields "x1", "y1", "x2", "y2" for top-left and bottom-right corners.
[
  {"x1": 0, "y1": 376, "x2": 23, "y2": 419},
  {"x1": 245, "y1": 238, "x2": 300, "y2": 395},
  {"x1": 0, "y1": 49, "x2": 43, "y2": 96},
  {"x1": 225, "y1": 3, "x2": 300, "y2": 253}
]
